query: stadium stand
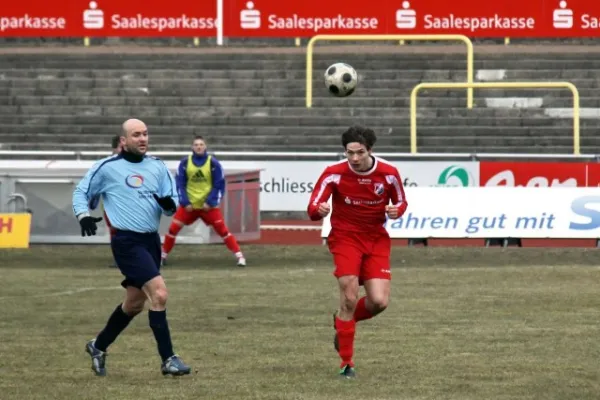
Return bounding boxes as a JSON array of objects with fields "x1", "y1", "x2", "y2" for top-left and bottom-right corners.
[{"x1": 0, "y1": 41, "x2": 598, "y2": 154}]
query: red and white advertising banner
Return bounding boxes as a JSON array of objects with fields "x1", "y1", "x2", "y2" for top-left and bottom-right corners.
[
  {"x1": 0, "y1": 0, "x2": 217, "y2": 37},
  {"x1": 228, "y1": 0, "x2": 387, "y2": 36},
  {"x1": 0, "y1": 2, "x2": 69, "y2": 36},
  {"x1": 230, "y1": 0, "x2": 600, "y2": 37},
  {"x1": 480, "y1": 162, "x2": 595, "y2": 187},
  {"x1": 3, "y1": 0, "x2": 600, "y2": 37}
]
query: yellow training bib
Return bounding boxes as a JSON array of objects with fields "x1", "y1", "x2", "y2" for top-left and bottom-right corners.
[{"x1": 185, "y1": 155, "x2": 212, "y2": 208}]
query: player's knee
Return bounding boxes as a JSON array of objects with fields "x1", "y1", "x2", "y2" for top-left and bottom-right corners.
[
  {"x1": 123, "y1": 299, "x2": 145, "y2": 316},
  {"x1": 150, "y1": 287, "x2": 168, "y2": 308},
  {"x1": 168, "y1": 221, "x2": 183, "y2": 236},
  {"x1": 340, "y1": 291, "x2": 359, "y2": 313},
  {"x1": 369, "y1": 294, "x2": 389, "y2": 313},
  {"x1": 213, "y1": 221, "x2": 229, "y2": 237},
  {"x1": 338, "y1": 276, "x2": 359, "y2": 312}
]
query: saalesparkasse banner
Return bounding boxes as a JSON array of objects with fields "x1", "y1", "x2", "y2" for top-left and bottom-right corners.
[{"x1": 2, "y1": 0, "x2": 600, "y2": 37}]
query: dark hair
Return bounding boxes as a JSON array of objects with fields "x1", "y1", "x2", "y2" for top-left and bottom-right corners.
[
  {"x1": 111, "y1": 135, "x2": 121, "y2": 149},
  {"x1": 341, "y1": 125, "x2": 377, "y2": 150},
  {"x1": 193, "y1": 135, "x2": 205, "y2": 142}
]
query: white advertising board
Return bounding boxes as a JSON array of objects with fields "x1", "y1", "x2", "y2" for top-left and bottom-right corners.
[
  {"x1": 0, "y1": 160, "x2": 479, "y2": 211},
  {"x1": 321, "y1": 187, "x2": 600, "y2": 239}
]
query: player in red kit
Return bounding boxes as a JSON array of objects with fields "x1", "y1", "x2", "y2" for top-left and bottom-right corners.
[{"x1": 306, "y1": 126, "x2": 408, "y2": 379}]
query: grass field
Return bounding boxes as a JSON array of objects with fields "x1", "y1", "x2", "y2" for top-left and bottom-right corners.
[{"x1": 1, "y1": 244, "x2": 599, "y2": 400}]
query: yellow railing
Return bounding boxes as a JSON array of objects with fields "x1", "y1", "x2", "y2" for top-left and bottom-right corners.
[
  {"x1": 305, "y1": 34, "x2": 474, "y2": 109},
  {"x1": 409, "y1": 81, "x2": 581, "y2": 155}
]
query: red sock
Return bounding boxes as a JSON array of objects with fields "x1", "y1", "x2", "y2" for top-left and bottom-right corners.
[
  {"x1": 213, "y1": 220, "x2": 242, "y2": 256},
  {"x1": 223, "y1": 234, "x2": 241, "y2": 255},
  {"x1": 162, "y1": 234, "x2": 176, "y2": 256},
  {"x1": 353, "y1": 296, "x2": 373, "y2": 322},
  {"x1": 162, "y1": 223, "x2": 183, "y2": 256},
  {"x1": 335, "y1": 317, "x2": 355, "y2": 368}
]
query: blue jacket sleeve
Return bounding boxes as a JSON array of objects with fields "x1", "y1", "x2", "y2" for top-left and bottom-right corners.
[
  {"x1": 72, "y1": 159, "x2": 106, "y2": 218},
  {"x1": 159, "y1": 162, "x2": 179, "y2": 217},
  {"x1": 206, "y1": 156, "x2": 225, "y2": 207},
  {"x1": 176, "y1": 157, "x2": 190, "y2": 207}
]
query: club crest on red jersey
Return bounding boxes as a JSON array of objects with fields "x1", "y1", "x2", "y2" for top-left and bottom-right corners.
[{"x1": 374, "y1": 182, "x2": 384, "y2": 196}]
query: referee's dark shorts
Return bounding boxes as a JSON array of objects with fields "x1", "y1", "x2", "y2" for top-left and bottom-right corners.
[{"x1": 111, "y1": 230, "x2": 162, "y2": 289}]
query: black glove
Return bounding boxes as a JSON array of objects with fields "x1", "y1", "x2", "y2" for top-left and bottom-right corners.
[
  {"x1": 79, "y1": 216, "x2": 103, "y2": 237},
  {"x1": 153, "y1": 193, "x2": 176, "y2": 213}
]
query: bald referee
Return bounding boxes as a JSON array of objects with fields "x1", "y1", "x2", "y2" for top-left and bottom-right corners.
[{"x1": 72, "y1": 119, "x2": 191, "y2": 377}]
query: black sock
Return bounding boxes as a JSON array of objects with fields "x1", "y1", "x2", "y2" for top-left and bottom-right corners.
[
  {"x1": 148, "y1": 310, "x2": 174, "y2": 362},
  {"x1": 95, "y1": 304, "x2": 135, "y2": 352}
]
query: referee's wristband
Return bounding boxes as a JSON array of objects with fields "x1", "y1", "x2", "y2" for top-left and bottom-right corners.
[{"x1": 77, "y1": 212, "x2": 90, "y2": 221}]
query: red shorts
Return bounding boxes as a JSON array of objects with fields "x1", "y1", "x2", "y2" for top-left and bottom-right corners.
[
  {"x1": 327, "y1": 229, "x2": 391, "y2": 284},
  {"x1": 173, "y1": 206, "x2": 223, "y2": 226}
]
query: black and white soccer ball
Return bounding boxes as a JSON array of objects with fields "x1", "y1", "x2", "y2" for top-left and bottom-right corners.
[{"x1": 324, "y1": 63, "x2": 358, "y2": 97}]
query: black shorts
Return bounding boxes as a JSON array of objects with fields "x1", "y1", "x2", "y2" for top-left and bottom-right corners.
[{"x1": 111, "y1": 230, "x2": 161, "y2": 289}]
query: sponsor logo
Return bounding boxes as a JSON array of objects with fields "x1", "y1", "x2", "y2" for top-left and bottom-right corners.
[
  {"x1": 83, "y1": 1, "x2": 104, "y2": 29},
  {"x1": 553, "y1": 1, "x2": 573, "y2": 29},
  {"x1": 437, "y1": 165, "x2": 474, "y2": 187},
  {"x1": 569, "y1": 196, "x2": 600, "y2": 230},
  {"x1": 240, "y1": 1, "x2": 261, "y2": 29},
  {"x1": 125, "y1": 174, "x2": 144, "y2": 188}
]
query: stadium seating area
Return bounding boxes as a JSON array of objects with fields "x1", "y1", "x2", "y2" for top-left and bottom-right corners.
[{"x1": 0, "y1": 42, "x2": 598, "y2": 154}]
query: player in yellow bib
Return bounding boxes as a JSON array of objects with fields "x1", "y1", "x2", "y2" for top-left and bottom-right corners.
[{"x1": 161, "y1": 136, "x2": 246, "y2": 267}]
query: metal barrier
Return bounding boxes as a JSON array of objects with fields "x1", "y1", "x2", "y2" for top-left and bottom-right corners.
[
  {"x1": 305, "y1": 34, "x2": 475, "y2": 109},
  {"x1": 410, "y1": 81, "x2": 581, "y2": 155}
]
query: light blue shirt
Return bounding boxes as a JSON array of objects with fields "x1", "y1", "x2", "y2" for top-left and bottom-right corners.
[{"x1": 72, "y1": 154, "x2": 178, "y2": 233}]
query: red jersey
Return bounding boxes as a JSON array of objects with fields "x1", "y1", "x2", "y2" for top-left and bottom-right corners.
[{"x1": 307, "y1": 157, "x2": 408, "y2": 233}]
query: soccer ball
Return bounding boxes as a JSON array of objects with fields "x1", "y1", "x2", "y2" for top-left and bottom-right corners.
[{"x1": 324, "y1": 63, "x2": 358, "y2": 97}]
